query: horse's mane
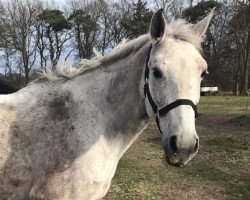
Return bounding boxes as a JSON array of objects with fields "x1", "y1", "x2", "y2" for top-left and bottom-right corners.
[{"x1": 39, "y1": 19, "x2": 202, "y2": 84}]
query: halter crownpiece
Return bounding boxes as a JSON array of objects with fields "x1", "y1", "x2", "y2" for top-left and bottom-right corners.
[{"x1": 144, "y1": 44, "x2": 198, "y2": 134}]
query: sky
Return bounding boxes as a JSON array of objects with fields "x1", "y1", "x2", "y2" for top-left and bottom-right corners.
[{"x1": 0, "y1": 0, "x2": 189, "y2": 75}]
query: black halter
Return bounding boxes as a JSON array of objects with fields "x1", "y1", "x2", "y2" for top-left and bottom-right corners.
[{"x1": 144, "y1": 44, "x2": 198, "y2": 134}]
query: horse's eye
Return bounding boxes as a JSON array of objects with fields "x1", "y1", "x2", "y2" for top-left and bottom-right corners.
[
  {"x1": 152, "y1": 67, "x2": 163, "y2": 79},
  {"x1": 201, "y1": 70, "x2": 209, "y2": 78}
]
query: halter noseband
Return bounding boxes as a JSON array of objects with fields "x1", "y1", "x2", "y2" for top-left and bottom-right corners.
[{"x1": 144, "y1": 44, "x2": 198, "y2": 134}]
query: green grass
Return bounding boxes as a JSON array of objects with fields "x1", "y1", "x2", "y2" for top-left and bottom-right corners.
[
  {"x1": 206, "y1": 137, "x2": 249, "y2": 153},
  {"x1": 198, "y1": 96, "x2": 249, "y2": 114},
  {"x1": 233, "y1": 180, "x2": 250, "y2": 200},
  {"x1": 105, "y1": 96, "x2": 250, "y2": 200}
]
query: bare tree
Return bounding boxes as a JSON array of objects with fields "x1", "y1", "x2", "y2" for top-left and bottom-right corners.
[
  {"x1": 229, "y1": 0, "x2": 250, "y2": 95},
  {"x1": 152, "y1": 0, "x2": 168, "y2": 11},
  {"x1": 0, "y1": 0, "x2": 42, "y2": 84},
  {"x1": 152, "y1": 0, "x2": 185, "y2": 19},
  {"x1": 108, "y1": 0, "x2": 133, "y2": 47},
  {"x1": 34, "y1": 16, "x2": 48, "y2": 69},
  {"x1": 95, "y1": 0, "x2": 113, "y2": 54}
]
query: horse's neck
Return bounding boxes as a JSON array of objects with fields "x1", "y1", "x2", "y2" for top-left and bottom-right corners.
[
  {"x1": 102, "y1": 43, "x2": 150, "y2": 140},
  {"x1": 70, "y1": 43, "x2": 150, "y2": 149}
]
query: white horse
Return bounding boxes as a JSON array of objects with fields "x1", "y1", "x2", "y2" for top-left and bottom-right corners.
[{"x1": 0, "y1": 9, "x2": 213, "y2": 200}]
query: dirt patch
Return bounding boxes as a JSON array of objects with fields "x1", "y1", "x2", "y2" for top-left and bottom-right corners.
[{"x1": 165, "y1": 181, "x2": 228, "y2": 200}]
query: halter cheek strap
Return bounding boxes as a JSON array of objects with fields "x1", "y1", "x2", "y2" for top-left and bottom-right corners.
[{"x1": 144, "y1": 44, "x2": 198, "y2": 134}]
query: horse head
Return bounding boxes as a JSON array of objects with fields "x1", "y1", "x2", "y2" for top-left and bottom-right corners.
[{"x1": 144, "y1": 9, "x2": 214, "y2": 166}]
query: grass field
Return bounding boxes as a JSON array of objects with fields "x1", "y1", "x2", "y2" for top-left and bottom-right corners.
[{"x1": 105, "y1": 96, "x2": 250, "y2": 200}]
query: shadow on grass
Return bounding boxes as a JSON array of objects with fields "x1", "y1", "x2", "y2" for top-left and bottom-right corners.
[
  {"x1": 179, "y1": 162, "x2": 232, "y2": 181},
  {"x1": 206, "y1": 137, "x2": 248, "y2": 153},
  {"x1": 229, "y1": 115, "x2": 250, "y2": 128}
]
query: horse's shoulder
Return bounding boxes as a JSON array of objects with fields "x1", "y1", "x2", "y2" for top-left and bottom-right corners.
[
  {"x1": 0, "y1": 105, "x2": 16, "y2": 167},
  {"x1": 0, "y1": 105, "x2": 16, "y2": 130}
]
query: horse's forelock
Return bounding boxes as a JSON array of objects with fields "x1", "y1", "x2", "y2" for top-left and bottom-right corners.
[{"x1": 167, "y1": 19, "x2": 203, "y2": 51}]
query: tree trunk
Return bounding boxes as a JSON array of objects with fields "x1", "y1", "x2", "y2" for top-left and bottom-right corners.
[
  {"x1": 23, "y1": 53, "x2": 29, "y2": 85},
  {"x1": 234, "y1": 58, "x2": 242, "y2": 96},
  {"x1": 47, "y1": 27, "x2": 55, "y2": 70},
  {"x1": 241, "y1": 32, "x2": 250, "y2": 95},
  {"x1": 76, "y1": 25, "x2": 83, "y2": 59}
]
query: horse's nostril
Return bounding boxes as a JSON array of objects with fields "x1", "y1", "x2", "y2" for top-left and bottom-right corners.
[
  {"x1": 194, "y1": 138, "x2": 199, "y2": 152},
  {"x1": 169, "y1": 135, "x2": 178, "y2": 154}
]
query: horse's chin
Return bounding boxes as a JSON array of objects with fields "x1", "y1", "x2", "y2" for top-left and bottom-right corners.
[
  {"x1": 165, "y1": 154, "x2": 195, "y2": 167},
  {"x1": 166, "y1": 158, "x2": 186, "y2": 168}
]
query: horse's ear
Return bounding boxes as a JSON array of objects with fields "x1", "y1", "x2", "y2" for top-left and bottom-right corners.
[
  {"x1": 192, "y1": 8, "x2": 215, "y2": 38},
  {"x1": 150, "y1": 9, "x2": 166, "y2": 41}
]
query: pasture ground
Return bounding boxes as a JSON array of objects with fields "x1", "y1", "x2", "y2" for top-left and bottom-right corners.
[{"x1": 105, "y1": 96, "x2": 250, "y2": 200}]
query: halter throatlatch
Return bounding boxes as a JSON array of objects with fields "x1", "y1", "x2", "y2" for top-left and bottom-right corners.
[{"x1": 144, "y1": 44, "x2": 198, "y2": 134}]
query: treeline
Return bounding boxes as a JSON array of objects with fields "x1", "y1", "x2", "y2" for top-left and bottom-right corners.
[{"x1": 0, "y1": 0, "x2": 249, "y2": 95}]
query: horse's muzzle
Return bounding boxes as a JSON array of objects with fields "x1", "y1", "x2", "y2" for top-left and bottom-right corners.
[{"x1": 163, "y1": 135, "x2": 199, "y2": 167}]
